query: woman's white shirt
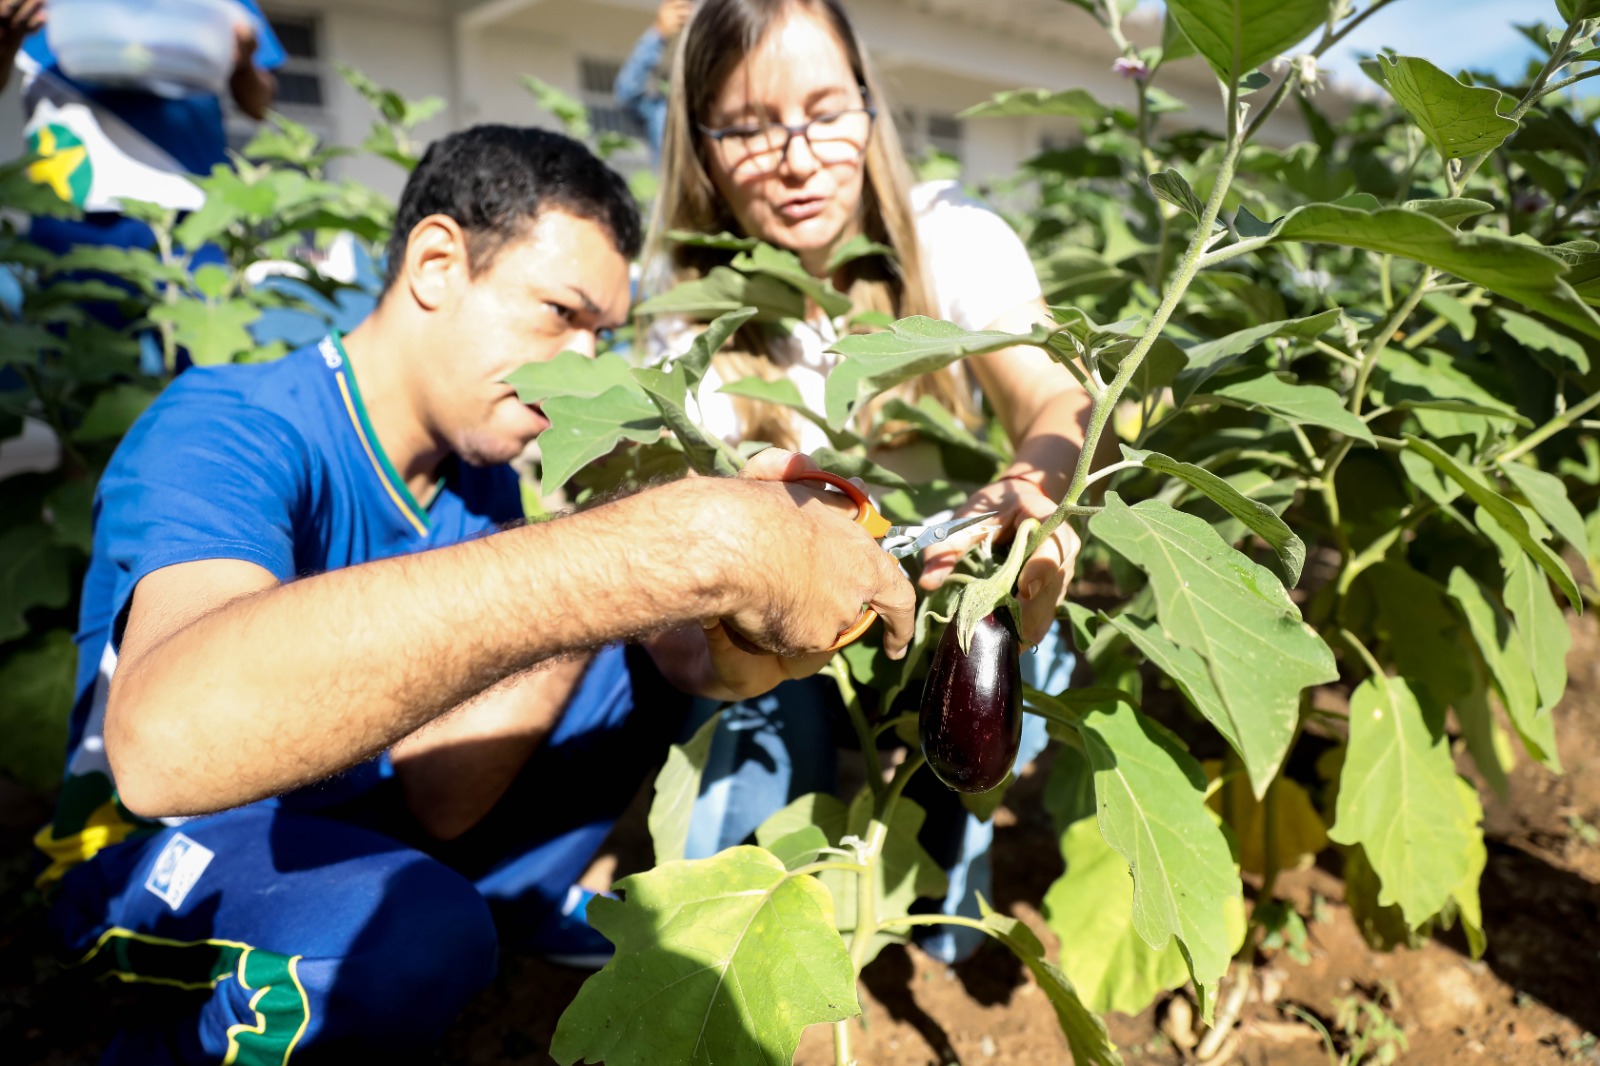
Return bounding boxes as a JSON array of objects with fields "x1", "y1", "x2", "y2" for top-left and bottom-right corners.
[{"x1": 648, "y1": 180, "x2": 1043, "y2": 454}]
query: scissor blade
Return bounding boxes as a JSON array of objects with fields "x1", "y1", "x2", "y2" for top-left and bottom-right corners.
[{"x1": 887, "y1": 510, "x2": 999, "y2": 559}]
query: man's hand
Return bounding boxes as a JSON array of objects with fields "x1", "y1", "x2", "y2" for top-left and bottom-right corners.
[{"x1": 709, "y1": 448, "x2": 915, "y2": 661}]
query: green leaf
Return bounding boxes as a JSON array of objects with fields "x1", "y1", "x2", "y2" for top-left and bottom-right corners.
[
  {"x1": 522, "y1": 76, "x2": 592, "y2": 140},
  {"x1": 1498, "y1": 308, "x2": 1590, "y2": 372},
  {"x1": 959, "y1": 88, "x2": 1109, "y2": 123},
  {"x1": 649, "y1": 710, "x2": 725, "y2": 866},
  {"x1": 1421, "y1": 293, "x2": 1478, "y2": 339},
  {"x1": 538, "y1": 387, "x2": 664, "y2": 494},
  {"x1": 1328, "y1": 675, "x2": 1480, "y2": 927},
  {"x1": 148, "y1": 298, "x2": 259, "y2": 366},
  {"x1": 1364, "y1": 562, "x2": 1474, "y2": 708},
  {"x1": 636, "y1": 266, "x2": 806, "y2": 322},
  {"x1": 1365, "y1": 55, "x2": 1518, "y2": 160},
  {"x1": 1342, "y1": 842, "x2": 1423, "y2": 952},
  {"x1": 1403, "y1": 197, "x2": 1496, "y2": 228},
  {"x1": 0, "y1": 526, "x2": 74, "y2": 642},
  {"x1": 807, "y1": 448, "x2": 910, "y2": 491},
  {"x1": 823, "y1": 316, "x2": 1043, "y2": 430},
  {"x1": 1441, "y1": 779, "x2": 1488, "y2": 960},
  {"x1": 1501, "y1": 462, "x2": 1590, "y2": 556},
  {"x1": 1164, "y1": 0, "x2": 1326, "y2": 83},
  {"x1": 1120, "y1": 446, "x2": 1305, "y2": 585},
  {"x1": 1173, "y1": 309, "x2": 1342, "y2": 405},
  {"x1": 1074, "y1": 696, "x2": 1243, "y2": 1019},
  {"x1": 1404, "y1": 435, "x2": 1581, "y2": 608},
  {"x1": 666, "y1": 230, "x2": 759, "y2": 251},
  {"x1": 675, "y1": 308, "x2": 761, "y2": 391},
  {"x1": 632, "y1": 363, "x2": 738, "y2": 478},
  {"x1": 825, "y1": 233, "x2": 895, "y2": 273},
  {"x1": 731, "y1": 244, "x2": 851, "y2": 319},
  {"x1": 507, "y1": 352, "x2": 643, "y2": 403},
  {"x1": 72, "y1": 383, "x2": 159, "y2": 443},
  {"x1": 1045, "y1": 814, "x2": 1191, "y2": 1016},
  {"x1": 550, "y1": 847, "x2": 857, "y2": 1066},
  {"x1": 1089, "y1": 496, "x2": 1335, "y2": 797},
  {"x1": 878, "y1": 396, "x2": 1000, "y2": 464},
  {"x1": 1148, "y1": 169, "x2": 1208, "y2": 222},
  {"x1": 977, "y1": 899, "x2": 1124, "y2": 1065},
  {"x1": 1268, "y1": 203, "x2": 1600, "y2": 341},
  {"x1": 1447, "y1": 568, "x2": 1560, "y2": 771},
  {"x1": 0, "y1": 630, "x2": 77, "y2": 790},
  {"x1": 1159, "y1": 9, "x2": 1199, "y2": 67},
  {"x1": 1374, "y1": 346, "x2": 1526, "y2": 439},
  {"x1": 1202, "y1": 369, "x2": 1377, "y2": 444},
  {"x1": 754, "y1": 793, "x2": 946, "y2": 964},
  {"x1": 1503, "y1": 550, "x2": 1571, "y2": 717}
]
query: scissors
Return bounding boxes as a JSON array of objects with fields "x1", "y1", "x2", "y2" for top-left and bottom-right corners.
[{"x1": 789, "y1": 470, "x2": 998, "y2": 650}]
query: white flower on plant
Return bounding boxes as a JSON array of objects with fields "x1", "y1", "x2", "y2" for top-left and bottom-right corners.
[{"x1": 1113, "y1": 55, "x2": 1150, "y2": 81}]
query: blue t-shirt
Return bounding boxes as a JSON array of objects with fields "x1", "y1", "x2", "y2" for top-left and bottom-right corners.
[
  {"x1": 35, "y1": 334, "x2": 522, "y2": 883},
  {"x1": 22, "y1": 1, "x2": 286, "y2": 177}
]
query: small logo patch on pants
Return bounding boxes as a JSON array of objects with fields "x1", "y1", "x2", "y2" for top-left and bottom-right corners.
[{"x1": 144, "y1": 833, "x2": 214, "y2": 911}]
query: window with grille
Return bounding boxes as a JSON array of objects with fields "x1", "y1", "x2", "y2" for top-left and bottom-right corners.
[{"x1": 578, "y1": 56, "x2": 648, "y2": 142}]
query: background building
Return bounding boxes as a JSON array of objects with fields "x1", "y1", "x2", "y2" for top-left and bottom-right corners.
[{"x1": 0, "y1": 0, "x2": 1315, "y2": 200}]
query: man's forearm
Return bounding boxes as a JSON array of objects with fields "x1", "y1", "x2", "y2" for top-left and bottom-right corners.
[
  {"x1": 109, "y1": 480, "x2": 738, "y2": 816},
  {"x1": 230, "y1": 63, "x2": 275, "y2": 121}
]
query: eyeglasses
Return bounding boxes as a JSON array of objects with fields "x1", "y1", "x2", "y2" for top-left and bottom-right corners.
[{"x1": 699, "y1": 90, "x2": 877, "y2": 179}]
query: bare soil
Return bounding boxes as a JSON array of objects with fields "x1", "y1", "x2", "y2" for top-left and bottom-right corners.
[{"x1": 4, "y1": 613, "x2": 1598, "y2": 1065}]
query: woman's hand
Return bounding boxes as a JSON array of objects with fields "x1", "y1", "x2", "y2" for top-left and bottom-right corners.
[{"x1": 918, "y1": 475, "x2": 1079, "y2": 647}]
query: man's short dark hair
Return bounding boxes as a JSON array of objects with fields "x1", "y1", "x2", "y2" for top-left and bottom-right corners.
[{"x1": 382, "y1": 125, "x2": 641, "y2": 291}]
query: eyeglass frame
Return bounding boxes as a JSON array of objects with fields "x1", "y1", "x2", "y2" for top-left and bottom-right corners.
[{"x1": 697, "y1": 86, "x2": 878, "y2": 174}]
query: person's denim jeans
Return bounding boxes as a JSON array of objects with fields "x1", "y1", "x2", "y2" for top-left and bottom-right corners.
[{"x1": 683, "y1": 623, "x2": 1074, "y2": 961}]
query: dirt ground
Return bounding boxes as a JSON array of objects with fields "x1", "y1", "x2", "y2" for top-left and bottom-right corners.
[{"x1": 3, "y1": 613, "x2": 1598, "y2": 1065}]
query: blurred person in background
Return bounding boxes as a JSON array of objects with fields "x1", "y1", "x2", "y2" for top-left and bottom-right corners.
[
  {"x1": 4, "y1": 0, "x2": 282, "y2": 370},
  {"x1": 614, "y1": 0, "x2": 694, "y2": 160},
  {"x1": 642, "y1": 0, "x2": 1092, "y2": 963}
]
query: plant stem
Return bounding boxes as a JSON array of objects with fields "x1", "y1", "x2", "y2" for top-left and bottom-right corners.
[
  {"x1": 879, "y1": 754, "x2": 927, "y2": 822},
  {"x1": 1027, "y1": 88, "x2": 1245, "y2": 559},
  {"x1": 1197, "y1": 234, "x2": 1272, "y2": 270},
  {"x1": 1540, "y1": 65, "x2": 1600, "y2": 99},
  {"x1": 1498, "y1": 389, "x2": 1600, "y2": 463},
  {"x1": 1347, "y1": 270, "x2": 1433, "y2": 417},
  {"x1": 876, "y1": 913, "x2": 991, "y2": 934},
  {"x1": 1456, "y1": 15, "x2": 1585, "y2": 189},
  {"x1": 828, "y1": 662, "x2": 886, "y2": 804},
  {"x1": 847, "y1": 818, "x2": 888, "y2": 976}
]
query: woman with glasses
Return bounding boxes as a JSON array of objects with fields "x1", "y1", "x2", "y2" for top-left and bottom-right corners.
[{"x1": 642, "y1": 0, "x2": 1091, "y2": 962}]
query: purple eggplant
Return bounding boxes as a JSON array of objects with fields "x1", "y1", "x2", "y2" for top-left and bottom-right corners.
[{"x1": 919, "y1": 610, "x2": 1022, "y2": 793}]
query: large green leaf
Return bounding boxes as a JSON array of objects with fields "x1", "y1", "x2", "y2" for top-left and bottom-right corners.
[
  {"x1": 550, "y1": 847, "x2": 857, "y2": 1066},
  {"x1": 1364, "y1": 562, "x2": 1473, "y2": 709},
  {"x1": 1404, "y1": 435, "x2": 1581, "y2": 608},
  {"x1": 632, "y1": 361, "x2": 740, "y2": 477},
  {"x1": 959, "y1": 88, "x2": 1109, "y2": 123},
  {"x1": 1164, "y1": 0, "x2": 1325, "y2": 83},
  {"x1": 0, "y1": 526, "x2": 74, "y2": 643},
  {"x1": 1447, "y1": 568, "x2": 1560, "y2": 771},
  {"x1": 1403, "y1": 197, "x2": 1496, "y2": 227},
  {"x1": 635, "y1": 266, "x2": 805, "y2": 322},
  {"x1": 716, "y1": 374, "x2": 857, "y2": 450},
  {"x1": 507, "y1": 351, "x2": 641, "y2": 403},
  {"x1": 1121, "y1": 447, "x2": 1305, "y2": 584},
  {"x1": 1327, "y1": 676, "x2": 1480, "y2": 928},
  {"x1": 754, "y1": 792, "x2": 946, "y2": 964},
  {"x1": 538, "y1": 386, "x2": 664, "y2": 494},
  {"x1": 1498, "y1": 308, "x2": 1590, "y2": 372},
  {"x1": 148, "y1": 298, "x2": 259, "y2": 366},
  {"x1": 1374, "y1": 347, "x2": 1525, "y2": 442},
  {"x1": 1501, "y1": 462, "x2": 1591, "y2": 556},
  {"x1": 1268, "y1": 204, "x2": 1600, "y2": 341},
  {"x1": 1090, "y1": 495, "x2": 1335, "y2": 797},
  {"x1": 1045, "y1": 814, "x2": 1191, "y2": 1016},
  {"x1": 977, "y1": 900, "x2": 1123, "y2": 1066},
  {"x1": 1364, "y1": 55, "x2": 1517, "y2": 161},
  {"x1": 649, "y1": 710, "x2": 724, "y2": 866},
  {"x1": 1173, "y1": 309, "x2": 1342, "y2": 405},
  {"x1": 1503, "y1": 550, "x2": 1571, "y2": 719},
  {"x1": 73, "y1": 383, "x2": 159, "y2": 444},
  {"x1": 878, "y1": 396, "x2": 1000, "y2": 464},
  {"x1": 1074, "y1": 697, "x2": 1243, "y2": 1019},
  {"x1": 823, "y1": 316, "x2": 1044, "y2": 430},
  {"x1": 730, "y1": 245, "x2": 851, "y2": 319},
  {"x1": 1201, "y1": 369, "x2": 1376, "y2": 444},
  {"x1": 0, "y1": 630, "x2": 76, "y2": 790}
]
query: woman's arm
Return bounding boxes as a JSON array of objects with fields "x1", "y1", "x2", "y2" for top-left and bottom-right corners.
[{"x1": 921, "y1": 296, "x2": 1093, "y2": 645}]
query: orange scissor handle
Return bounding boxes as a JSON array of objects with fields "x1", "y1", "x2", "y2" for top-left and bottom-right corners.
[{"x1": 787, "y1": 469, "x2": 892, "y2": 650}]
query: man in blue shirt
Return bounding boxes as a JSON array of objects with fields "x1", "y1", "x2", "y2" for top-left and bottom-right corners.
[{"x1": 37, "y1": 124, "x2": 914, "y2": 1062}]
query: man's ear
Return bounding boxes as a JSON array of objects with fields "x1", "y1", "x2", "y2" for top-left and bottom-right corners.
[{"x1": 402, "y1": 214, "x2": 471, "y2": 312}]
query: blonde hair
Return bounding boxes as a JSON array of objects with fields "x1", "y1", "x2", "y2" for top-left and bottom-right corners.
[{"x1": 644, "y1": 0, "x2": 974, "y2": 448}]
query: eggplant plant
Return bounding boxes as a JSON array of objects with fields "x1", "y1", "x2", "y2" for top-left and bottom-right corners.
[{"x1": 535, "y1": 2, "x2": 1599, "y2": 1063}]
